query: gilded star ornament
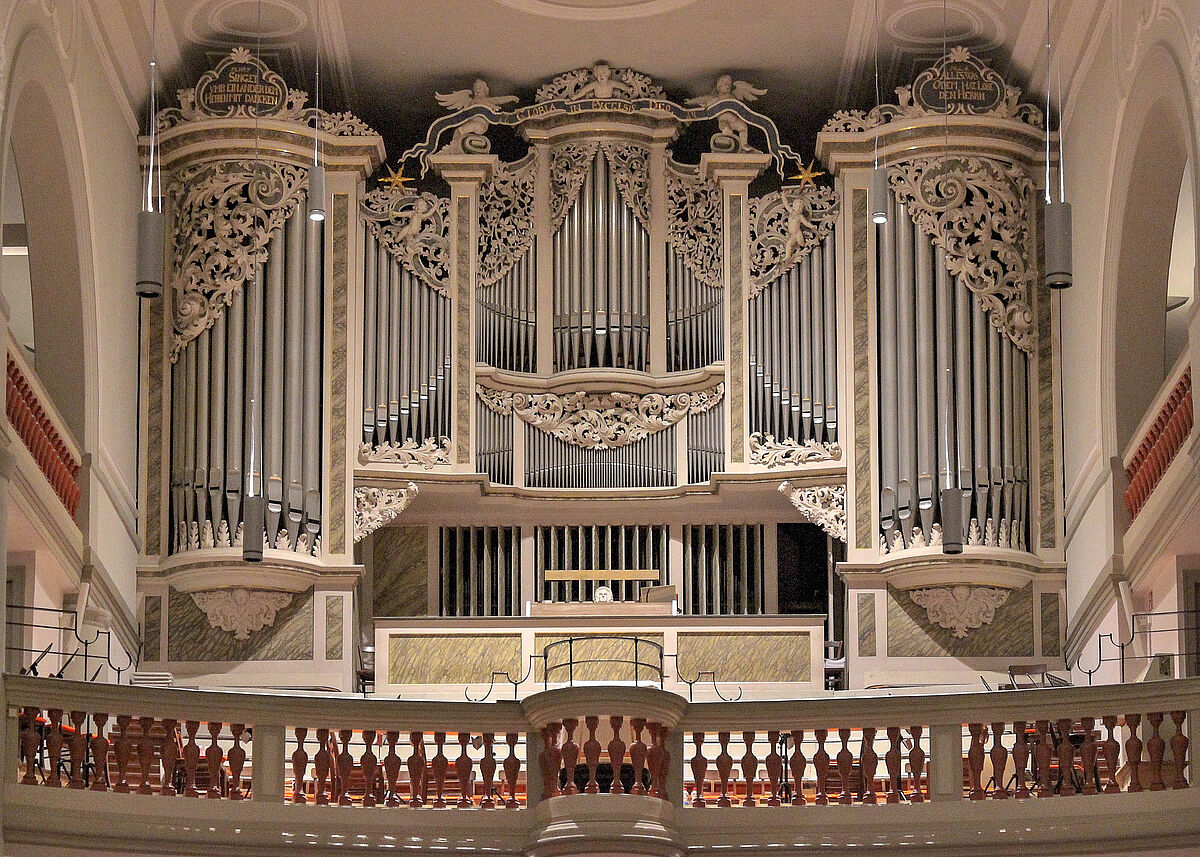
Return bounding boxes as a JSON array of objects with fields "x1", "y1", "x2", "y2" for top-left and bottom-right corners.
[
  {"x1": 378, "y1": 162, "x2": 414, "y2": 191},
  {"x1": 789, "y1": 159, "x2": 826, "y2": 186}
]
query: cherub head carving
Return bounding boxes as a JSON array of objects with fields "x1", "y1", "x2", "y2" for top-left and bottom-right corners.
[
  {"x1": 715, "y1": 74, "x2": 733, "y2": 96},
  {"x1": 594, "y1": 62, "x2": 612, "y2": 82}
]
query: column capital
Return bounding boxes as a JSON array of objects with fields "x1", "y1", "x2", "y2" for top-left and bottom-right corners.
[
  {"x1": 428, "y1": 153, "x2": 500, "y2": 187},
  {"x1": 699, "y1": 152, "x2": 772, "y2": 187}
]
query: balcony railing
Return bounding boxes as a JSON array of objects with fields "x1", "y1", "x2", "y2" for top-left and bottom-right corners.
[
  {"x1": 1123, "y1": 359, "x2": 1192, "y2": 523},
  {"x1": 5, "y1": 333, "x2": 82, "y2": 518}
]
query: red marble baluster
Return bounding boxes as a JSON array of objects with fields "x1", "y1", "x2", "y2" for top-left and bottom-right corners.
[
  {"x1": 384, "y1": 731, "x2": 401, "y2": 807},
  {"x1": 646, "y1": 723, "x2": 664, "y2": 800},
  {"x1": 907, "y1": 727, "x2": 925, "y2": 803},
  {"x1": 138, "y1": 716, "x2": 158, "y2": 795},
  {"x1": 292, "y1": 728, "x2": 309, "y2": 804},
  {"x1": 739, "y1": 731, "x2": 758, "y2": 807},
  {"x1": 656, "y1": 725, "x2": 672, "y2": 802},
  {"x1": 813, "y1": 729, "x2": 830, "y2": 806},
  {"x1": 362, "y1": 730, "x2": 379, "y2": 807},
  {"x1": 1147, "y1": 713, "x2": 1167, "y2": 791},
  {"x1": 333, "y1": 729, "x2": 351, "y2": 806},
  {"x1": 968, "y1": 723, "x2": 986, "y2": 800},
  {"x1": 455, "y1": 732, "x2": 473, "y2": 807},
  {"x1": 313, "y1": 728, "x2": 331, "y2": 805},
  {"x1": 1010, "y1": 722, "x2": 1029, "y2": 799},
  {"x1": 45, "y1": 709, "x2": 63, "y2": 787},
  {"x1": 91, "y1": 712, "x2": 110, "y2": 792},
  {"x1": 504, "y1": 733, "x2": 521, "y2": 808},
  {"x1": 160, "y1": 719, "x2": 179, "y2": 796},
  {"x1": 1101, "y1": 716, "x2": 1120, "y2": 794},
  {"x1": 765, "y1": 731, "x2": 782, "y2": 806},
  {"x1": 861, "y1": 727, "x2": 878, "y2": 804},
  {"x1": 561, "y1": 718, "x2": 580, "y2": 795},
  {"x1": 836, "y1": 728, "x2": 853, "y2": 805},
  {"x1": 1125, "y1": 714, "x2": 1143, "y2": 793},
  {"x1": 630, "y1": 719, "x2": 648, "y2": 797},
  {"x1": 608, "y1": 717, "x2": 626, "y2": 795},
  {"x1": 1056, "y1": 718, "x2": 1076, "y2": 796},
  {"x1": 183, "y1": 720, "x2": 201, "y2": 797},
  {"x1": 19, "y1": 707, "x2": 41, "y2": 786},
  {"x1": 480, "y1": 733, "x2": 497, "y2": 808},
  {"x1": 407, "y1": 732, "x2": 426, "y2": 806},
  {"x1": 327, "y1": 731, "x2": 344, "y2": 805},
  {"x1": 544, "y1": 723, "x2": 562, "y2": 798},
  {"x1": 431, "y1": 731, "x2": 449, "y2": 808},
  {"x1": 1170, "y1": 711, "x2": 1189, "y2": 789},
  {"x1": 987, "y1": 723, "x2": 1008, "y2": 799},
  {"x1": 206, "y1": 722, "x2": 224, "y2": 798},
  {"x1": 1079, "y1": 717, "x2": 1097, "y2": 795},
  {"x1": 583, "y1": 717, "x2": 601, "y2": 794},
  {"x1": 715, "y1": 731, "x2": 733, "y2": 807},
  {"x1": 1034, "y1": 720, "x2": 1053, "y2": 797},
  {"x1": 228, "y1": 724, "x2": 247, "y2": 800},
  {"x1": 114, "y1": 715, "x2": 134, "y2": 793},
  {"x1": 67, "y1": 711, "x2": 87, "y2": 789},
  {"x1": 885, "y1": 727, "x2": 902, "y2": 804},
  {"x1": 690, "y1": 732, "x2": 708, "y2": 807},
  {"x1": 789, "y1": 730, "x2": 807, "y2": 806}
]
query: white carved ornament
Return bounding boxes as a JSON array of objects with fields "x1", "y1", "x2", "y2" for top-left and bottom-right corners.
[
  {"x1": 168, "y1": 160, "x2": 308, "y2": 358},
  {"x1": 549, "y1": 141, "x2": 651, "y2": 235},
  {"x1": 778, "y1": 481, "x2": 846, "y2": 542},
  {"x1": 478, "y1": 383, "x2": 724, "y2": 450},
  {"x1": 353, "y1": 483, "x2": 419, "y2": 543},
  {"x1": 750, "y1": 433, "x2": 841, "y2": 466},
  {"x1": 907, "y1": 585, "x2": 1011, "y2": 638},
  {"x1": 535, "y1": 64, "x2": 667, "y2": 102},
  {"x1": 189, "y1": 588, "x2": 293, "y2": 641},
  {"x1": 549, "y1": 141, "x2": 600, "y2": 231},
  {"x1": 358, "y1": 437, "x2": 452, "y2": 469},
  {"x1": 666, "y1": 165, "x2": 724, "y2": 288},
  {"x1": 360, "y1": 189, "x2": 451, "y2": 294},
  {"x1": 889, "y1": 156, "x2": 1038, "y2": 352},
  {"x1": 748, "y1": 184, "x2": 840, "y2": 293},
  {"x1": 479, "y1": 156, "x2": 536, "y2": 287}
]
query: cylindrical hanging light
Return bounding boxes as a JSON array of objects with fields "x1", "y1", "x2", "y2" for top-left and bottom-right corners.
[
  {"x1": 870, "y1": 166, "x2": 889, "y2": 224},
  {"x1": 1044, "y1": 200, "x2": 1073, "y2": 288},
  {"x1": 307, "y1": 164, "x2": 326, "y2": 221},
  {"x1": 136, "y1": 210, "x2": 165, "y2": 298},
  {"x1": 939, "y1": 487, "x2": 964, "y2": 554}
]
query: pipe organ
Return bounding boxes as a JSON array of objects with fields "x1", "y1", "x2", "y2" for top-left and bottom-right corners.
[{"x1": 138, "y1": 50, "x2": 1068, "y2": 692}]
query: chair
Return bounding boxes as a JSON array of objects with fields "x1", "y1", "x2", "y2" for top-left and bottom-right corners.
[{"x1": 357, "y1": 645, "x2": 375, "y2": 694}]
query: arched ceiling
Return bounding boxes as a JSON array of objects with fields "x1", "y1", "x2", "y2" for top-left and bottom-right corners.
[{"x1": 156, "y1": 0, "x2": 1049, "y2": 164}]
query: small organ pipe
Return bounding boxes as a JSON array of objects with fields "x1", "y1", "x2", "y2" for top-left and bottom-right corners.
[
  {"x1": 895, "y1": 206, "x2": 916, "y2": 546},
  {"x1": 822, "y1": 234, "x2": 837, "y2": 441},
  {"x1": 799, "y1": 256, "x2": 813, "y2": 440},
  {"x1": 986, "y1": 311, "x2": 1002, "y2": 528},
  {"x1": 208, "y1": 312, "x2": 226, "y2": 534},
  {"x1": 970, "y1": 291, "x2": 990, "y2": 527},
  {"x1": 225, "y1": 289, "x2": 245, "y2": 542},
  {"x1": 264, "y1": 237, "x2": 286, "y2": 543},
  {"x1": 182, "y1": 335, "x2": 197, "y2": 535},
  {"x1": 284, "y1": 211, "x2": 305, "y2": 546},
  {"x1": 877, "y1": 197, "x2": 899, "y2": 543},
  {"x1": 953, "y1": 273, "x2": 974, "y2": 503},
  {"x1": 303, "y1": 217, "x2": 321, "y2": 547},
  {"x1": 363, "y1": 230, "x2": 377, "y2": 442},
  {"x1": 933, "y1": 250, "x2": 956, "y2": 491},
  {"x1": 914, "y1": 224, "x2": 936, "y2": 538},
  {"x1": 193, "y1": 331, "x2": 210, "y2": 533}
]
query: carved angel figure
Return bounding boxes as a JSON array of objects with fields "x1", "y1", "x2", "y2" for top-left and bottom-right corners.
[
  {"x1": 573, "y1": 62, "x2": 632, "y2": 99},
  {"x1": 434, "y1": 79, "x2": 518, "y2": 153},
  {"x1": 782, "y1": 193, "x2": 817, "y2": 261},
  {"x1": 686, "y1": 74, "x2": 767, "y2": 150}
]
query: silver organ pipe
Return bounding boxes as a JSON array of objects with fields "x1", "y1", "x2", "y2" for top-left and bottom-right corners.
[
  {"x1": 682, "y1": 524, "x2": 764, "y2": 616},
  {"x1": 169, "y1": 189, "x2": 323, "y2": 554},
  {"x1": 476, "y1": 397, "x2": 513, "y2": 485},
  {"x1": 875, "y1": 188, "x2": 1029, "y2": 551},
  {"x1": 362, "y1": 230, "x2": 377, "y2": 442},
  {"x1": 477, "y1": 245, "x2": 536, "y2": 372},
  {"x1": 747, "y1": 229, "x2": 840, "y2": 447},
  {"x1": 687, "y1": 401, "x2": 725, "y2": 484},
  {"x1": 439, "y1": 526, "x2": 521, "y2": 617},
  {"x1": 666, "y1": 249, "x2": 723, "y2": 371},
  {"x1": 535, "y1": 525, "x2": 665, "y2": 603},
  {"x1": 552, "y1": 148, "x2": 650, "y2": 371},
  {"x1": 525, "y1": 427, "x2": 676, "y2": 489}
]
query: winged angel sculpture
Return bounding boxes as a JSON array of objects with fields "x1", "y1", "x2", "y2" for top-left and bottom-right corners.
[
  {"x1": 686, "y1": 74, "x2": 768, "y2": 150},
  {"x1": 434, "y1": 79, "x2": 518, "y2": 154}
]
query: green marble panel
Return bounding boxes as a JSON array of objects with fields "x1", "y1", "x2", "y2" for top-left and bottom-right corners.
[
  {"x1": 387, "y1": 633, "x2": 521, "y2": 684},
  {"x1": 886, "y1": 583, "x2": 1034, "y2": 658},
  {"x1": 325, "y1": 595, "x2": 343, "y2": 660},
  {"x1": 852, "y1": 189, "x2": 872, "y2": 549},
  {"x1": 1041, "y1": 592, "x2": 1062, "y2": 657},
  {"x1": 534, "y1": 634, "x2": 665, "y2": 683},
  {"x1": 373, "y1": 527, "x2": 429, "y2": 617},
  {"x1": 676, "y1": 632, "x2": 811, "y2": 683},
  {"x1": 329, "y1": 194, "x2": 349, "y2": 554},
  {"x1": 857, "y1": 592, "x2": 876, "y2": 657},
  {"x1": 729, "y1": 195, "x2": 744, "y2": 462},
  {"x1": 166, "y1": 586, "x2": 314, "y2": 662},
  {"x1": 143, "y1": 596, "x2": 161, "y2": 662}
]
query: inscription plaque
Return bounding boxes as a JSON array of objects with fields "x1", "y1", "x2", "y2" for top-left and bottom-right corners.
[
  {"x1": 912, "y1": 47, "x2": 1006, "y2": 115},
  {"x1": 193, "y1": 47, "x2": 289, "y2": 118}
]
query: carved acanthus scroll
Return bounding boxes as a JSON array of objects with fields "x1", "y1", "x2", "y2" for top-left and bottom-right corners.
[
  {"x1": 748, "y1": 184, "x2": 840, "y2": 292},
  {"x1": 535, "y1": 64, "x2": 667, "y2": 102},
  {"x1": 353, "y1": 483, "x2": 419, "y2": 542},
  {"x1": 667, "y1": 166, "x2": 724, "y2": 287},
  {"x1": 778, "y1": 481, "x2": 846, "y2": 542},
  {"x1": 479, "y1": 156, "x2": 537, "y2": 286},
  {"x1": 750, "y1": 433, "x2": 841, "y2": 466},
  {"x1": 478, "y1": 383, "x2": 724, "y2": 450},
  {"x1": 168, "y1": 160, "x2": 309, "y2": 358},
  {"x1": 907, "y1": 585, "x2": 1011, "y2": 638},
  {"x1": 548, "y1": 141, "x2": 650, "y2": 235},
  {"x1": 360, "y1": 189, "x2": 451, "y2": 294},
  {"x1": 189, "y1": 588, "x2": 293, "y2": 641},
  {"x1": 358, "y1": 437, "x2": 452, "y2": 469},
  {"x1": 889, "y1": 156, "x2": 1038, "y2": 352}
]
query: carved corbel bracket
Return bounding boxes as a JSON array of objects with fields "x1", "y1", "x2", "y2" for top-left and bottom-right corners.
[
  {"x1": 353, "y1": 483, "x2": 419, "y2": 543},
  {"x1": 189, "y1": 588, "x2": 293, "y2": 641},
  {"x1": 778, "y1": 481, "x2": 846, "y2": 542},
  {"x1": 907, "y1": 585, "x2": 1011, "y2": 638}
]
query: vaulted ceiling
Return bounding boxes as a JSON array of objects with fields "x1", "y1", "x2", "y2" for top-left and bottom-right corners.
[{"x1": 155, "y1": 0, "x2": 1053, "y2": 166}]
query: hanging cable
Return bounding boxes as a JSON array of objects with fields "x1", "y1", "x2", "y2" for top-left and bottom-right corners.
[
  {"x1": 868, "y1": 0, "x2": 889, "y2": 224},
  {"x1": 308, "y1": 0, "x2": 326, "y2": 221}
]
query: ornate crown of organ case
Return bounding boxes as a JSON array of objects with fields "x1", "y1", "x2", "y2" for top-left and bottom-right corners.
[{"x1": 136, "y1": 48, "x2": 1066, "y2": 694}]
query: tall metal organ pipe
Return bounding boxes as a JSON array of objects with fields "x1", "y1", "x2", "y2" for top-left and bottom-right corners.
[
  {"x1": 874, "y1": 187, "x2": 1030, "y2": 552},
  {"x1": 169, "y1": 189, "x2": 324, "y2": 554}
]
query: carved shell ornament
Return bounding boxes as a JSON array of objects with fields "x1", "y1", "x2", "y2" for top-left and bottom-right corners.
[
  {"x1": 477, "y1": 384, "x2": 724, "y2": 450},
  {"x1": 908, "y1": 585, "x2": 1011, "y2": 638},
  {"x1": 748, "y1": 183, "x2": 841, "y2": 292},
  {"x1": 189, "y1": 588, "x2": 293, "y2": 641},
  {"x1": 360, "y1": 189, "x2": 451, "y2": 294}
]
